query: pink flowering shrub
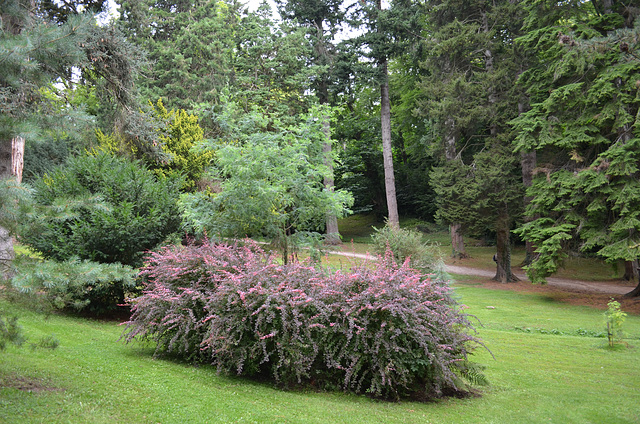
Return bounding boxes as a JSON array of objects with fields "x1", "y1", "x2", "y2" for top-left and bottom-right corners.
[{"x1": 122, "y1": 241, "x2": 485, "y2": 400}]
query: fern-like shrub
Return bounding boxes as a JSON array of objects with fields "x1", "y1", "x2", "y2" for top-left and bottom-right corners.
[
  {"x1": 122, "y1": 241, "x2": 484, "y2": 400},
  {"x1": 11, "y1": 258, "x2": 137, "y2": 315}
]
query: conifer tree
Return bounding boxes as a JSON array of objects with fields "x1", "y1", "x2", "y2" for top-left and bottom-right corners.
[
  {"x1": 0, "y1": 0, "x2": 154, "y2": 268},
  {"x1": 512, "y1": 2, "x2": 640, "y2": 296},
  {"x1": 118, "y1": 0, "x2": 241, "y2": 112},
  {"x1": 419, "y1": 0, "x2": 527, "y2": 280}
]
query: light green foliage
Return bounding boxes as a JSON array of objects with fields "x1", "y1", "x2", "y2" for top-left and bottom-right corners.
[
  {"x1": 11, "y1": 257, "x2": 137, "y2": 315},
  {"x1": 371, "y1": 223, "x2": 445, "y2": 277},
  {"x1": 181, "y1": 105, "x2": 353, "y2": 263},
  {"x1": 148, "y1": 99, "x2": 213, "y2": 191},
  {"x1": 604, "y1": 299, "x2": 627, "y2": 347}
]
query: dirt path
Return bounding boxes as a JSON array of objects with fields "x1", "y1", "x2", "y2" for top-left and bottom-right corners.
[{"x1": 330, "y1": 251, "x2": 636, "y2": 296}]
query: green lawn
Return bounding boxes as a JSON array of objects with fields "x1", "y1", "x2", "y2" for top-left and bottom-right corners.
[{"x1": 1, "y1": 278, "x2": 639, "y2": 424}]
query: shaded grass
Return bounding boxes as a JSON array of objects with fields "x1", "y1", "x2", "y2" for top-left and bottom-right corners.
[
  {"x1": 1, "y1": 277, "x2": 639, "y2": 424},
  {"x1": 338, "y1": 214, "x2": 626, "y2": 282}
]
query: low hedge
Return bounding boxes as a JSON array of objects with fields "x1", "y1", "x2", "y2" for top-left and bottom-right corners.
[{"x1": 122, "y1": 241, "x2": 485, "y2": 400}]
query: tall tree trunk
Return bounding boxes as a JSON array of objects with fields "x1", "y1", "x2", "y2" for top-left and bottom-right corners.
[
  {"x1": 623, "y1": 260, "x2": 638, "y2": 281},
  {"x1": 380, "y1": 58, "x2": 399, "y2": 229},
  {"x1": 521, "y1": 149, "x2": 537, "y2": 264},
  {"x1": 444, "y1": 117, "x2": 467, "y2": 258},
  {"x1": 0, "y1": 136, "x2": 24, "y2": 278},
  {"x1": 322, "y1": 116, "x2": 341, "y2": 244},
  {"x1": 493, "y1": 210, "x2": 519, "y2": 283}
]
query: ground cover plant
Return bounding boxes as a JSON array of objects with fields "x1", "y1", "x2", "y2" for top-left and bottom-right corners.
[
  {"x1": 1, "y1": 273, "x2": 638, "y2": 424},
  {"x1": 122, "y1": 241, "x2": 484, "y2": 400}
]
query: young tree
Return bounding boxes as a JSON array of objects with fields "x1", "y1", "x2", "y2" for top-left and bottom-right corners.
[
  {"x1": 180, "y1": 106, "x2": 353, "y2": 264},
  {"x1": 274, "y1": 0, "x2": 348, "y2": 244}
]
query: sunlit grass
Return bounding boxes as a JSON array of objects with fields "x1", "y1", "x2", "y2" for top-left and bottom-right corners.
[{"x1": 1, "y1": 279, "x2": 638, "y2": 423}]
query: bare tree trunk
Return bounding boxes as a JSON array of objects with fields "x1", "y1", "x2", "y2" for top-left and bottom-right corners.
[
  {"x1": 622, "y1": 260, "x2": 640, "y2": 298},
  {"x1": 322, "y1": 117, "x2": 341, "y2": 245},
  {"x1": 623, "y1": 260, "x2": 639, "y2": 281},
  {"x1": 444, "y1": 117, "x2": 467, "y2": 258},
  {"x1": 493, "y1": 211, "x2": 519, "y2": 283},
  {"x1": 380, "y1": 59, "x2": 399, "y2": 229},
  {"x1": 0, "y1": 136, "x2": 24, "y2": 278},
  {"x1": 449, "y1": 223, "x2": 467, "y2": 259}
]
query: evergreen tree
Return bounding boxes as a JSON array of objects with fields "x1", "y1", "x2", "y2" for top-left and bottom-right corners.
[
  {"x1": 232, "y1": 2, "x2": 314, "y2": 122},
  {"x1": 118, "y1": 0, "x2": 241, "y2": 112},
  {"x1": 512, "y1": 1, "x2": 640, "y2": 296},
  {"x1": 419, "y1": 0, "x2": 527, "y2": 280},
  {"x1": 1, "y1": 0, "x2": 155, "y2": 268}
]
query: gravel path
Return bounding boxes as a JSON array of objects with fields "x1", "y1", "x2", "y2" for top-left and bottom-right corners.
[{"x1": 330, "y1": 251, "x2": 635, "y2": 296}]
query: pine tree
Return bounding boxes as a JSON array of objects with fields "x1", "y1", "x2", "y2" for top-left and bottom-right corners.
[{"x1": 0, "y1": 0, "x2": 155, "y2": 269}]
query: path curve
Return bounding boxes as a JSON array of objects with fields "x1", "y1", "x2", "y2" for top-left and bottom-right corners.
[{"x1": 329, "y1": 251, "x2": 635, "y2": 296}]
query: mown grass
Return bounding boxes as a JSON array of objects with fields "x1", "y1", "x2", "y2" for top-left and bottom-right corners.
[{"x1": 1, "y1": 278, "x2": 639, "y2": 424}]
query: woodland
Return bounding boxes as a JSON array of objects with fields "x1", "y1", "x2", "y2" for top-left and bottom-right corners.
[
  {"x1": 0, "y1": 0, "x2": 639, "y2": 414},
  {"x1": 1, "y1": 0, "x2": 640, "y2": 293}
]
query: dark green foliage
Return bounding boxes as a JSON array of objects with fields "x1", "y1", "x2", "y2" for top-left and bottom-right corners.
[
  {"x1": 20, "y1": 153, "x2": 182, "y2": 267},
  {"x1": 10, "y1": 257, "x2": 136, "y2": 316},
  {"x1": 118, "y1": 0, "x2": 240, "y2": 112},
  {"x1": 512, "y1": 4, "x2": 640, "y2": 285},
  {"x1": 23, "y1": 138, "x2": 73, "y2": 183}
]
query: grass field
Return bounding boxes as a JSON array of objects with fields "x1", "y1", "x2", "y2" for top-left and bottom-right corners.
[
  {"x1": 1, "y1": 277, "x2": 638, "y2": 424},
  {"x1": 2, "y1": 215, "x2": 639, "y2": 423}
]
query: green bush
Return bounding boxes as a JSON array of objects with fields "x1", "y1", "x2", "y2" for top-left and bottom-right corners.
[
  {"x1": 20, "y1": 153, "x2": 183, "y2": 268},
  {"x1": 11, "y1": 258, "x2": 137, "y2": 316},
  {"x1": 371, "y1": 224, "x2": 446, "y2": 278}
]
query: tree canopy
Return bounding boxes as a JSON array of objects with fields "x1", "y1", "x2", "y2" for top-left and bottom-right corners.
[{"x1": 3, "y1": 0, "x2": 640, "y2": 295}]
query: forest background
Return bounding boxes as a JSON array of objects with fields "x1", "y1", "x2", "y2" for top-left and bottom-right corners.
[{"x1": 2, "y1": 0, "x2": 640, "y2": 297}]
